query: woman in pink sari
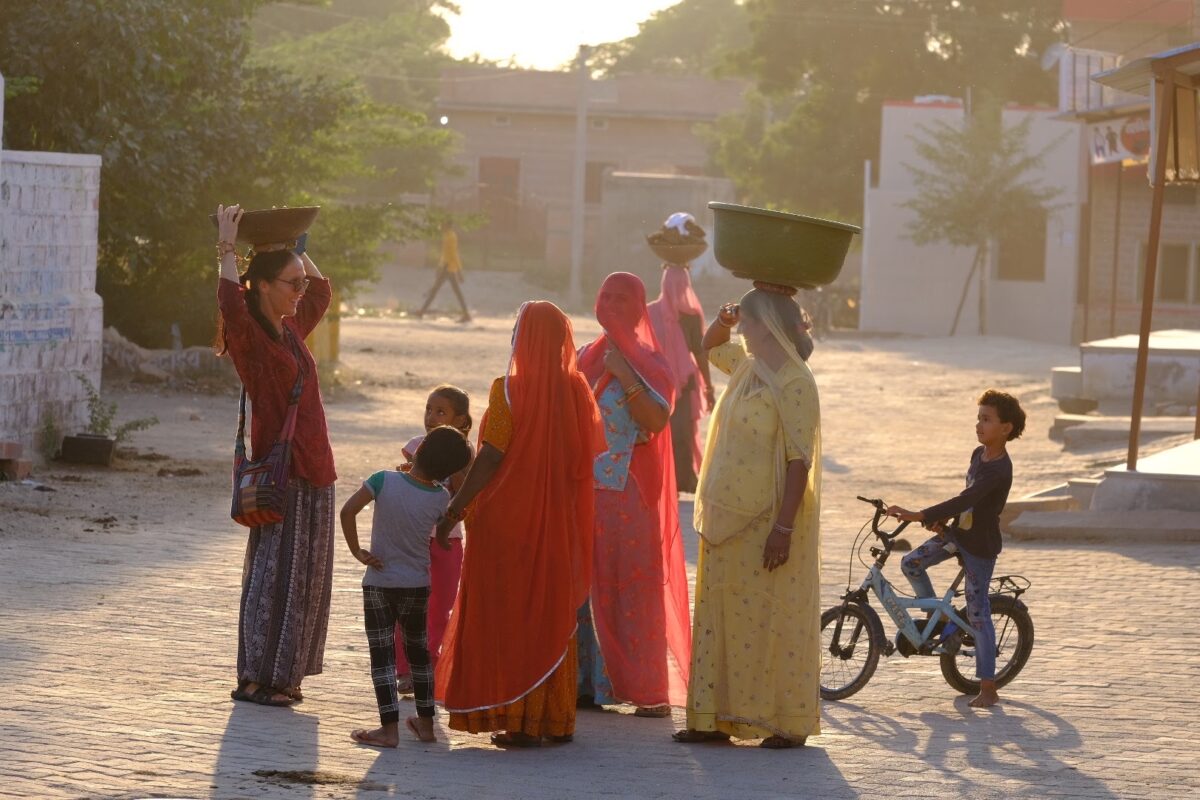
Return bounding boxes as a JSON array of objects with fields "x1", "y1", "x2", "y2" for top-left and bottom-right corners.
[
  {"x1": 576, "y1": 272, "x2": 691, "y2": 717},
  {"x1": 647, "y1": 264, "x2": 713, "y2": 493}
]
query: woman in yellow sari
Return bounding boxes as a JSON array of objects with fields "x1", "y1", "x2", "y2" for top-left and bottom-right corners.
[{"x1": 673, "y1": 287, "x2": 821, "y2": 749}]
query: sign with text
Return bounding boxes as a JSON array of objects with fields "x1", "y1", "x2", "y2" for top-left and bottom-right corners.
[{"x1": 1089, "y1": 112, "x2": 1150, "y2": 165}]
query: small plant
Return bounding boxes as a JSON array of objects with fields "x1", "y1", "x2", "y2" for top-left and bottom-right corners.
[
  {"x1": 75, "y1": 373, "x2": 159, "y2": 442},
  {"x1": 39, "y1": 414, "x2": 62, "y2": 459}
]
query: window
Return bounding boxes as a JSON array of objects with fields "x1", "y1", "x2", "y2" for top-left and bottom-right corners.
[
  {"x1": 492, "y1": 114, "x2": 511, "y2": 127},
  {"x1": 1159, "y1": 244, "x2": 1190, "y2": 303},
  {"x1": 1164, "y1": 186, "x2": 1196, "y2": 205},
  {"x1": 996, "y1": 209, "x2": 1047, "y2": 282},
  {"x1": 1136, "y1": 242, "x2": 1200, "y2": 305},
  {"x1": 585, "y1": 161, "x2": 615, "y2": 204},
  {"x1": 590, "y1": 117, "x2": 608, "y2": 131}
]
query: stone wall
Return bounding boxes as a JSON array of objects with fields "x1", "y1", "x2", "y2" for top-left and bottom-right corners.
[{"x1": 0, "y1": 71, "x2": 104, "y2": 453}]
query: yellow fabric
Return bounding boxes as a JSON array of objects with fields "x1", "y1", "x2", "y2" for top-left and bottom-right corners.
[
  {"x1": 441, "y1": 229, "x2": 463, "y2": 274},
  {"x1": 687, "y1": 321, "x2": 822, "y2": 741},
  {"x1": 481, "y1": 378, "x2": 513, "y2": 453},
  {"x1": 448, "y1": 636, "x2": 577, "y2": 737},
  {"x1": 694, "y1": 341, "x2": 818, "y2": 547}
]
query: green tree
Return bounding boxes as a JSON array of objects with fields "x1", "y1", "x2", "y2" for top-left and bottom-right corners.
[
  {"x1": 903, "y1": 108, "x2": 1061, "y2": 334},
  {"x1": 708, "y1": 0, "x2": 1063, "y2": 219},
  {"x1": 0, "y1": 0, "x2": 455, "y2": 347},
  {"x1": 590, "y1": 0, "x2": 749, "y2": 76}
]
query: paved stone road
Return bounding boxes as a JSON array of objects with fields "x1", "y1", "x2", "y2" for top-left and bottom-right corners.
[{"x1": 1, "y1": 324, "x2": 1196, "y2": 799}]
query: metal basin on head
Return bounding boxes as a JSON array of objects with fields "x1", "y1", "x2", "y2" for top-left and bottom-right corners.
[
  {"x1": 209, "y1": 206, "x2": 321, "y2": 248},
  {"x1": 708, "y1": 202, "x2": 860, "y2": 289}
]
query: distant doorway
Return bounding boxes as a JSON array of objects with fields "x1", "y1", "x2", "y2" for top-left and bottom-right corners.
[{"x1": 479, "y1": 157, "x2": 520, "y2": 229}]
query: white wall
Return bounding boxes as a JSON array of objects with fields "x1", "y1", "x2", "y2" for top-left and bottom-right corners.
[
  {"x1": 860, "y1": 102, "x2": 1085, "y2": 343},
  {"x1": 0, "y1": 77, "x2": 105, "y2": 452}
]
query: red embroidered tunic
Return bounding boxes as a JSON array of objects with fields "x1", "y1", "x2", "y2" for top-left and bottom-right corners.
[{"x1": 218, "y1": 277, "x2": 337, "y2": 487}]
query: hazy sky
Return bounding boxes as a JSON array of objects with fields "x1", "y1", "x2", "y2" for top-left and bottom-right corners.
[{"x1": 440, "y1": 0, "x2": 678, "y2": 70}]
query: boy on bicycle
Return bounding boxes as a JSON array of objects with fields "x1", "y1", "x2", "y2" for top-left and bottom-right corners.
[{"x1": 886, "y1": 389, "x2": 1026, "y2": 709}]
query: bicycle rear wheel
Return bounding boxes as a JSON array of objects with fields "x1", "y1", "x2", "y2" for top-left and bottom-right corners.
[
  {"x1": 820, "y1": 603, "x2": 884, "y2": 700},
  {"x1": 940, "y1": 594, "x2": 1034, "y2": 695}
]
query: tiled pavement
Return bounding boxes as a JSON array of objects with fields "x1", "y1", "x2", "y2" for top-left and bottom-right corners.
[{"x1": 1, "y1": 326, "x2": 1196, "y2": 799}]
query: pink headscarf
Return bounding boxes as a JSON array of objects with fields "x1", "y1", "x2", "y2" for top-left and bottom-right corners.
[
  {"x1": 647, "y1": 265, "x2": 706, "y2": 396},
  {"x1": 578, "y1": 272, "x2": 673, "y2": 401},
  {"x1": 578, "y1": 272, "x2": 691, "y2": 706},
  {"x1": 647, "y1": 265, "x2": 708, "y2": 474}
]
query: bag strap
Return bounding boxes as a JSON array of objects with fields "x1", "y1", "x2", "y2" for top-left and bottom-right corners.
[{"x1": 234, "y1": 332, "x2": 307, "y2": 455}]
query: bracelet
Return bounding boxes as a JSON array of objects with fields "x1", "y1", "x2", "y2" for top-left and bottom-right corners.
[
  {"x1": 217, "y1": 241, "x2": 237, "y2": 257},
  {"x1": 623, "y1": 380, "x2": 645, "y2": 398},
  {"x1": 718, "y1": 316, "x2": 735, "y2": 328},
  {"x1": 771, "y1": 522, "x2": 794, "y2": 535}
]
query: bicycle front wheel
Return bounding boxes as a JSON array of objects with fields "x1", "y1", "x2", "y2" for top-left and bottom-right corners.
[
  {"x1": 940, "y1": 594, "x2": 1034, "y2": 695},
  {"x1": 820, "y1": 603, "x2": 884, "y2": 700}
]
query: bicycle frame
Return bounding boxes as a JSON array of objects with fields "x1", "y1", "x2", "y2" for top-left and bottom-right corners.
[
  {"x1": 857, "y1": 561, "x2": 977, "y2": 652},
  {"x1": 840, "y1": 496, "x2": 980, "y2": 655}
]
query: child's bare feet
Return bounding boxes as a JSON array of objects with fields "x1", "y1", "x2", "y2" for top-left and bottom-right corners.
[
  {"x1": 969, "y1": 680, "x2": 999, "y2": 708},
  {"x1": 405, "y1": 716, "x2": 436, "y2": 742},
  {"x1": 351, "y1": 723, "x2": 400, "y2": 748}
]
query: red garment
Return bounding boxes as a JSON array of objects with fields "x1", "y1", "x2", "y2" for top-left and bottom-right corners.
[
  {"x1": 436, "y1": 301, "x2": 605, "y2": 713},
  {"x1": 578, "y1": 272, "x2": 692, "y2": 707},
  {"x1": 217, "y1": 277, "x2": 336, "y2": 487},
  {"x1": 648, "y1": 265, "x2": 709, "y2": 474},
  {"x1": 396, "y1": 538, "x2": 463, "y2": 676}
]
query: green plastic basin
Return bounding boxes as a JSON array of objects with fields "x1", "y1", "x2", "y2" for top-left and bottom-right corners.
[{"x1": 708, "y1": 202, "x2": 861, "y2": 289}]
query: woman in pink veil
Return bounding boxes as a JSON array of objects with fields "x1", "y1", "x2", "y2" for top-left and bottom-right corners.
[
  {"x1": 648, "y1": 262, "x2": 713, "y2": 493},
  {"x1": 576, "y1": 272, "x2": 691, "y2": 717}
]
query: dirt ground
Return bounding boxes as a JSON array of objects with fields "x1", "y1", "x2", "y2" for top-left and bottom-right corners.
[{"x1": 2, "y1": 272, "x2": 1188, "y2": 548}]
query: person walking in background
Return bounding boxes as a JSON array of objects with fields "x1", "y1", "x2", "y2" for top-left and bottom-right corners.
[
  {"x1": 416, "y1": 220, "x2": 471, "y2": 323},
  {"x1": 214, "y1": 204, "x2": 337, "y2": 709},
  {"x1": 577, "y1": 272, "x2": 691, "y2": 718}
]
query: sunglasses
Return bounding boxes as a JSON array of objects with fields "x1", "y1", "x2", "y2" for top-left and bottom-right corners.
[{"x1": 272, "y1": 277, "x2": 311, "y2": 293}]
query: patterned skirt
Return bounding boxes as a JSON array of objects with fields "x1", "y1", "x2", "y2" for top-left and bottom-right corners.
[{"x1": 236, "y1": 478, "x2": 335, "y2": 690}]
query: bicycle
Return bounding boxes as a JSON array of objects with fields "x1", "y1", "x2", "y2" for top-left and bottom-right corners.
[{"x1": 820, "y1": 496, "x2": 1034, "y2": 700}]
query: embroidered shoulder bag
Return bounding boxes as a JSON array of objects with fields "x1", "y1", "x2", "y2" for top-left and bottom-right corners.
[{"x1": 230, "y1": 337, "x2": 305, "y2": 527}]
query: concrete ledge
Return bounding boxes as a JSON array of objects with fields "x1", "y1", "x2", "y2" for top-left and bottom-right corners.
[
  {"x1": 999, "y1": 493, "x2": 1078, "y2": 529},
  {"x1": 1, "y1": 149, "x2": 102, "y2": 168},
  {"x1": 1053, "y1": 415, "x2": 1194, "y2": 446},
  {"x1": 1009, "y1": 510, "x2": 1200, "y2": 542}
]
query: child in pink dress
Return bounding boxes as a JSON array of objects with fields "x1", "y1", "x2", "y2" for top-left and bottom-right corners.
[{"x1": 395, "y1": 385, "x2": 473, "y2": 693}]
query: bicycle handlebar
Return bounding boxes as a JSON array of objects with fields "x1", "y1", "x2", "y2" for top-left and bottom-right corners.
[{"x1": 855, "y1": 495, "x2": 909, "y2": 540}]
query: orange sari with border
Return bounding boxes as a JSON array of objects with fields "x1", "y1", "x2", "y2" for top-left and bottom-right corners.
[{"x1": 436, "y1": 302, "x2": 604, "y2": 736}]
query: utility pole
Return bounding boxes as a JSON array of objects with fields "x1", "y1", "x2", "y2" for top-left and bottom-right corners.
[{"x1": 567, "y1": 44, "x2": 591, "y2": 311}]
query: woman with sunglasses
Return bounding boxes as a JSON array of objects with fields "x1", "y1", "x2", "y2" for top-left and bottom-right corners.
[{"x1": 214, "y1": 204, "x2": 337, "y2": 708}]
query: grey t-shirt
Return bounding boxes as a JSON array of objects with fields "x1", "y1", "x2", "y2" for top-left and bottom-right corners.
[{"x1": 361, "y1": 470, "x2": 449, "y2": 588}]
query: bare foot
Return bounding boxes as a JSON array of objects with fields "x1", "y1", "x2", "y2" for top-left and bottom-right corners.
[
  {"x1": 969, "y1": 680, "x2": 999, "y2": 708},
  {"x1": 351, "y1": 723, "x2": 400, "y2": 748},
  {"x1": 405, "y1": 716, "x2": 436, "y2": 743}
]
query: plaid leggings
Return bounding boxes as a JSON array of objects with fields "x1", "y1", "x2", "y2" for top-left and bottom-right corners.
[{"x1": 362, "y1": 585, "x2": 433, "y2": 724}]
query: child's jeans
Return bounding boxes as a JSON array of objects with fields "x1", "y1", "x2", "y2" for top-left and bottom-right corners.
[
  {"x1": 363, "y1": 585, "x2": 433, "y2": 724},
  {"x1": 396, "y1": 538, "x2": 463, "y2": 678},
  {"x1": 900, "y1": 531, "x2": 997, "y2": 680}
]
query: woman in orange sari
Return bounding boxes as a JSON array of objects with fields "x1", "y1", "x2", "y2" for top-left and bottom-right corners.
[
  {"x1": 434, "y1": 301, "x2": 604, "y2": 747},
  {"x1": 576, "y1": 272, "x2": 691, "y2": 716}
]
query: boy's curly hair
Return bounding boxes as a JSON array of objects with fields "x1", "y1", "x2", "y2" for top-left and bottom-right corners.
[
  {"x1": 978, "y1": 389, "x2": 1026, "y2": 441},
  {"x1": 415, "y1": 425, "x2": 472, "y2": 481}
]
